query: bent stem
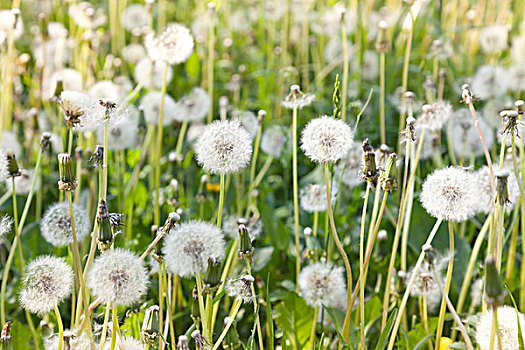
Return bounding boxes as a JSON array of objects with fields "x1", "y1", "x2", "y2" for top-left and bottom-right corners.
[
  {"x1": 98, "y1": 303, "x2": 111, "y2": 350},
  {"x1": 435, "y1": 220, "x2": 454, "y2": 347},
  {"x1": 324, "y1": 163, "x2": 352, "y2": 342},
  {"x1": 212, "y1": 299, "x2": 242, "y2": 350},
  {"x1": 386, "y1": 217, "x2": 443, "y2": 350},
  {"x1": 54, "y1": 305, "x2": 64, "y2": 350}
]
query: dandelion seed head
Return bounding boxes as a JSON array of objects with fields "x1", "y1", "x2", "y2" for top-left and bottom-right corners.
[
  {"x1": 474, "y1": 166, "x2": 520, "y2": 214},
  {"x1": 145, "y1": 23, "x2": 194, "y2": 65},
  {"x1": 476, "y1": 306, "x2": 525, "y2": 350},
  {"x1": 230, "y1": 110, "x2": 259, "y2": 139},
  {"x1": 300, "y1": 184, "x2": 335, "y2": 213},
  {"x1": 479, "y1": 24, "x2": 509, "y2": 54},
  {"x1": 140, "y1": 91, "x2": 177, "y2": 126},
  {"x1": 223, "y1": 216, "x2": 263, "y2": 241},
  {"x1": 281, "y1": 92, "x2": 315, "y2": 109},
  {"x1": 1, "y1": 131, "x2": 21, "y2": 158},
  {"x1": 96, "y1": 105, "x2": 140, "y2": 150},
  {"x1": 335, "y1": 141, "x2": 365, "y2": 188},
  {"x1": 43, "y1": 68, "x2": 83, "y2": 100},
  {"x1": 507, "y1": 64, "x2": 525, "y2": 92},
  {"x1": 301, "y1": 116, "x2": 353, "y2": 163},
  {"x1": 41, "y1": 202, "x2": 90, "y2": 247},
  {"x1": 261, "y1": 125, "x2": 287, "y2": 158},
  {"x1": 471, "y1": 65, "x2": 509, "y2": 100},
  {"x1": 226, "y1": 275, "x2": 255, "y2": 303},
  {"x1": 352, "y1": 50, "x2": 379, "y2": 81},
  {"x1": 121, "y1": 4, "x2": 148, "y2": 31},
  {"x1": 420, "y1": 167, "x2": 477, "y2": 222},
  {"x1": 88, "y1": 81, "x2": 121, "y2": 102},
  {"x1": 87, "y1": 248, "x2": 149, "y2": 306},
  {"x1": 122, "y1": 43, "x2": 146, "y2": 64},
  {"x1": 103, "y1": 335, "x2": 142, "y2": 350},
  {"x1": 195, "y1": 119, "x2": 252, "y2": 174},
  {"x1": 0, "y1": 215, "x2": 13, "y2": 239},
  {"x1": 447, "y1": 108, "x2": 493, "y2": 159},
  {"x1": 19, "y1": 256, "x2": 73, "y2": 315},
  {"x1": 299, "y1": 262, "x2": 347, "y2": 308},
  {"x1": 0, "y1": 149, "x2": 8, "y2": 182},
  {"x1": 172, "y1": 87, "x2": 211, "y2": 122},
  {"x1": 134, "y1": 58, "x2": 174, "y2": 90},
  {"x1": 417, "y1": 101, "x2": 452, "y2": 131},
  {"x1": 163, "y1": 220, "x2": 225, "y2": 277}
]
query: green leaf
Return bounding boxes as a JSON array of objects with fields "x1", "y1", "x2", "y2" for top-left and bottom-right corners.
[
  {"x1": 323, "y1": 306, "x2": 347, "y2": 348},
  {"x1": 374, "y1": 308, "x2": 398, "y2": 350},
  {"x1": 10, "y1": 321, "x2": 36, "y2": 349},
  {"x1": 274, "y1": 292, "x2": 314, "y2": 350},
  {"x1": 506, "y1": 285, "x2": 524, "y2": 350},
  {"x1": 253, "y1": 246, "x2": 274, "y2": 272}
]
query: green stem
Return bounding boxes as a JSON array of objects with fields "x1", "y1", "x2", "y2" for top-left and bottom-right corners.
[
  {"x1": 435, "y1": 221, "x2": 455, "y2": 347},
  {"x1": 212, "y1": 299, "x2": 242, "y2": 350},
  {"x1": 359, "y1": 181, "x2": 372, "y2": 349},
  {"x1": 174, "y1": 121, "x2": 189, "y2": 162},
  {"x1": 98, "y1": 303, "x2": 111, "y2": 350},
  {"x1": 341, "y1": 15, "x2": 349, "y2": 122},
  {"x1": 309, "y1": 306, "x2": 319, "y2": 350},
  {"x1": 54, "y1": 305, "x2": 64, "y2": 350},
  {"x1": 110, "y1": 306, "x2": 119, "y2": 350},
  {"x1": 217, "y1": 174, "x2": 225, "y2": 229},
  {"x1": 379, "y1": 52, "x2": 386, "y2": 144},
  {"x1": 292, "y1": 105, "x2": 300, "y2": 292}
]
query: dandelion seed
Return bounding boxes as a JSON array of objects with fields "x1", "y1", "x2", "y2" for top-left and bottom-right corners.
[
  {"x1": 476, "y1": 306, "x2": 525, "y2": 350},
  {"x1": 145, "y1": 23, "x2": 194, "y2": 65},
  {"x1": 140, "y1": 91, "x2": 177, "y2": 126},
  {"x1": 41, "y1": 202, "x2": 90, "y2": 247},
  {"x1": 419, "y1": 167, "x2": 477, "y2": 222},
  {"x1": 226, "y1": 274, "x2": 255, "y2": 303},
  {"x1": 162, "y1": 220, "x2": 225, "y2": 277},
  {"x1": 0, "y1": 215, "x2": 13, "y2": 239},
  {"x1": 301, "y1": 115, "x2": 353, "y2": 163},
  {"x1": 87, "y1": 248, "x2": 149, "y2": 306},
  {"x1": 195, "y1": 119, "x2": 252, "y2": 174},
  {"x1": 19, "y1": 256, "x2": 73, "y2": 315},
  {"x1": 0, "y1": 149, "x2": 8, "y2": 182},
  {"x1": 172, "y1": 87, "x2": 211, "y2": 123},
  {"x1": 298, "y1": 262, "x2": 347, "y2": 308}
]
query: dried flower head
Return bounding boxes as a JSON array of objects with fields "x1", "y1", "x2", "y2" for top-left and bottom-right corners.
[
  {"x1": 476, "y1": 306, "x2": 525, "y2": 350},
  {"x1": 172, "y1": 87, "x2": 211, "y2": 122},
  {"x1": 301, "y1": 115, "x2": 353, "y2": 163},
  {"x1": 87, "y1": 248, "x2": 149, "y2": 306},
  {"x1": 226, "y1": 274, "x2": 255, "y2": 303},
  {"x1": 41, "y1": 202, "x2": 90, "y2": 247},
  {"x1": 420, "y1": 167, "x2": 477, "y2": 222},
  {"x1": 195, "y1": 119, "x2": 252, "y2": 174},
  {"x1": 145, "y1": 23, "x2": 194, "y2": 65},
  {"x1": 163, "y1": 220, "x2": 225, "y2": 277},
  {"x1": 281, "y1": 85, "x2": 315, "y2": 109},
  {"x1": 140, "y1": 91, "x2": 177, "y2": 126},
  {"x1": 261, "y1": 125, "x2": 287, "y2": 158},
  {"x1": 58, "y1": 91, "x2": 92, "y2": 128},
  {"x1": 299, "y1": 262, "x2": 347, "y2": 308},
  {"x1": 19, "y1": 256, "x2": 73, "y2": 315},
  {"x1": 0, "y1": 215, "x2": 13, "y2": 239},
  {"x1": 223, "y1": 216, "x2": 263, "y2": 241},
  {"x1": 417, "y1": 101, "x2": 452, "y2": 131}
]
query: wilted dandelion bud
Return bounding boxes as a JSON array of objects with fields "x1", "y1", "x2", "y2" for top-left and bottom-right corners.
[
  {"x1": 163, "y1": 220, "x2": 225, "y2": 277},
  {"x1": 420, "y1": 167, "x2": 477, "y2": 222},
  {"x1": 58, "y1": 91, "x2": 92, "y2": 127},
  {"x1": 141, "y1": 305, "x2": 160, "y2": 345},
  {"x1": 380, "y1": 153, "x2": 398, "y2": 192},
  {"x1": 298, "y1": 262, "x2": 346, "y2": 308},
  {"x1": 515, "y1": 100, "x2": 524, "y2": 115},
  {"x1": 0, "y1": 215, "x2": 13, "y2": 239},
  {"x1": 461, "y1": 84, "x2": 474, "y2": 105},
  {"x1": 404, "y1": 116, "x2": 417, "y2": 142},
  {"x1": 19, "y1": 256, "x2": 73, "y2": 315},
  {"x1": 484, "y1": 255, "x2": 505, "y2": 307},
  {"x1": 362, "y1": 138, "x2": 378, "y2": 181},
  {"x1": 87, "y1": 248, "x2": 149, "y2": 306},
  {"x1": 257, "y1": 109, "x2": 266, "y2": 124},
  {"x1": 177, "y1": 335, "x2": 189, "y2": 350},
  {"x1": 191, "y1": 285, "x2": 200, "y2": 322},
  {"x1": 96, "y1": 200, "x2": 113, "y2": 251},
  {"x1": 145, "y1": 23, "x2": 194, "y2": 65},
  {"x1": 500, "y1": 110, "x2": 520, "y2": 136},
  {"x1": 90, "y1": 145, "x2": 104, "y2": 166},
  {"x1": 281, "y1": 84, "x2": 315, "y2": 109},
  {"x1": 238, "y1": 224, "x2": 254, "y2": 259},
  {"x1": 41, "y1": 202, "x2": 90, "y2": 247},
  {"x1": 5, "y1": 150, "x2": 20, "y2": 178},
  {"x1": 191, "y1": 330, "x2": 210, "y2": 350},
  {"x1": 1, "y1": 321, "x2": 12, "y2": 344},
  {"x1": 476, "y1": 306, "x2": 525, "y2": 350},
  {"x1": 203, "y1": 257, "x2": 222, "y2": 292},
  {"x1": 40, "y1": 132, "x2": 52, "y2": 151},
  {"x1": 195, "y1": 119, "x2": 252, "y2": 174},
  {"x1": 57, "y1": 153, "x2": 77, "y2": 191},
  {"x1": 375, "y1": 20, "x2": 389, "y2": 53},
  {"x1": 494, "y1": 169, "x2": 510, "y2": 205},
  {"x1": 223, "y1": 316, "x2": 242, "y2": 349},
  {"x1": 160, "y1": 212, "x2": 180, "y2": 234},
  {"x1": 301, "y1": 116, "x2": 353, "y2": 163},
  {"x1": 226, "y1": 274, "x2": 255, "y2": 303}
]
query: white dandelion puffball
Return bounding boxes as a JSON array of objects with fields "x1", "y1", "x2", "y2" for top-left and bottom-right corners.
[
  {"x1": 122, "y1": 43, "x2": 146, "y2": 64},
  {"x1": 301, "y1": 116, "x2": 353, "y2": 163},
  {"x1": 407, "y1": 258, "x2": 447, "y2": 312},
  {"x1": 447, "y1": 108, "x2": 493, "y2": 159},
  {"x1": 420, "y1": 167, "x2": 477, "y2": 222},
  {"x1": 121, "y1": 4, "x2": 148, "y2": 31},
  {"x1": 281, "y1": 92, "x2": 315, "y2": 109},
  {"x1": 145, "y1": 23, "x2": 194, "y2": 65},
  {"x1": 140, "y1": 91, "x2": 177, "y2": 126},
  {"x1": 0, "y1": 149, "x2": 8, "y2": 181},
  {"x1": 470, "y1": 279, "x2": 484, "y2": 307},
  {"x1": 226, "y1": 275, "x2": 255, "y2": 303},
  {"x1": 172, "y1": 87, "x2": 211, "y2": 122},
  {"x1": 41, "y1": 202, "x2": 90, "y2": 247},
  {"x1": 195, "y1": 119, "x2": 253, "y2": 174},
  {"x1": 352, "y1": 50, "x2": 379, "y2": 81},
  {"x1": 508, "y1": 64, "x2": 525, "y2": 92},
  {"x1": 80, "y1": 100, "x2": 132, "y2": 132},
  {"x1": 96, "y1": 105, "x2": 140, "y2": 150},
  {"x1": 88, "y1": 80, "x2": 121, "y2": 102},
  {"x1": 0, "y1": 215, "x2": 13, "y2": 238},
  {"x1": 1, "y1": 130, "x2": 21, "y2": 157},
  {"x1": 324, "y1": 38, "x2": 354, "y2": 64},
  {"x1": 479, "y1": 24, "x2": 509, "y2": 54},
  {"x1": 231, "y1": 110, "x2": 259, "y2": 139},
  {"x1": 19, "y1": 256, "x2": 73, "y2": 315},
  {"x1": 223, "y1": 215, "x2": 264, "y2": 241},
  {"x1": 134, "y1": 58, "x2": 173, "y2": 90},
  {"x1": 417, "y1": 101, "x2": 453, "y2": 132},
  {"x1": 44, "y1": 331, "x2": 95, "y2": 350},
  {"x1": 298, "y1": 262, "x2": 347, "y2": 308},
  {"x1": 474, "y1": 166, "x2": 520, "y2": 214},
  {"x1": 0, "y1": 10, "x2": 23, "y2": 42},
  {"x1": 335, "y1": 141, "x2": 364, "y2": 188},
  {"x1": 87, "y1": 249, "x2": 148, "y2": 306},
  {"x1": 476, "y1": 306, "x2": 525, "y2": 350},
  {"x1": 471, "y1": 65, "x2": 509, "y2": 100},
  {"x1": 261, "y1": 125, "x2": 287, "y2": 158},
  {"x1": 162, "y1": 220, "x2": 225, "y2": 277},
  {"x1": 300, "y1": 184, "x2": 334, "y2": 213},
  {"x1": 186, "y1": 122, "x2": 207, "y2": 144},
  {"x1": 103, "y1": 336, "x2": 142, "y2": 350},
  {"x1": 7, "y1": 169, "x2": 39, "y2": 195},
  {"x1": 42, "y1": 68, "x2": 83, "y2": 100}
]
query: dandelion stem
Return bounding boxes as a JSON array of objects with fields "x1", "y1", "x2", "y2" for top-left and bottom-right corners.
[
  {"x1": 379, "y1": 51, "x2": 386, "y2": 144},
  {"x1": 54, "y1": 305, "x2": 64, "y2": 350},
  {"x1": 212, "y1": 299, "x2": 242, "y2": 350},
  {"x1": 359, "y1": 181, "x2": 372, "y2": 349},
  {"x1": 98, "y1": 303, "x2": 111, "y2": 350},
  {"x1": 110, "y1": 306, "x2": 119, "y2": 350},
  {"x1": 309, "y1": 306, "x2": 319, "y2": 350},
  {"x1": 435, "y1": 220, "x2": 455, "y2": 347},
  {"x1": 217, "y1": 174, "x2": 225, "y2": 229},
  {"x1": 292, "y1": 104, "x2": 301, "y2": 293},
  {"x1": 174, "y1": 121, "x2": 189, "y2": 162},
  {"x1": 324, "y1": 163, "x2": 352, "y2": 343},
  {"x1": 341, "y1": 14, "x2": 349, "y2": 123}
]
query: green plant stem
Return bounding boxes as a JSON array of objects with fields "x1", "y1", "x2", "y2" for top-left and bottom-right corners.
[
  {"x1": 11, "y1": 178, "x2": 24, "y2": 274},
  {"x1": 195, "y1": 275, "x2": 208, "y2": 342},
  {"x1": 211, "y1": 240, "x2": 238, "y2": 329},
  {"x1": 359, "y1": 181, "x2": 372, "y2": 349},
  {"x1": 245, "y1": 123, "x2": 263, "y2": 216},
  {"x1": 154, "y1": 62, "x2": 170, "y2": 226},
  {"x1": 421, "y1": 296, "x2": 433, "y2": 350},
  {"x1": 386, "y1": 217, "x2": 443, "y2": 350},
  {"x1": 245, "y1": 260, "x2": 264, "y2": 350},
  {"x1": 206, "y1": 12, "x2": 215, "y2": 124},
  {"x1": 324, "y1": 164, "x2": 352, "y2": 343},
  {"x1": 98, "y1": 303, "x2": 111, "y2": 350},
  {"x1": 341, "y1": 16, "x2": 349, "y2": 123},
  {"x1": 435, "y1": 221, "x2": 455, "y2": 347},
  {"x1": 212, "y1": 299, "x2": 242, "y2": 350},
  {"x1": 217, "y1": 174, "x2": 225, "y2": 229},
  {"x1": 103, "y1": 123, "x2": 109, "y2": 201},
  {"x1": 292, "y1": 104, "x2": 301, "y2": 292},
  {"x1": 309, "y1": 306, "x2": 319, "y2": 350},
  {"x1": 379, "y1": 52, "x2": 386, "y2": 144},
  {"x1": 174, "y1": 121, "x2": 189, "y2": 161},
  {"x1": 110, "y1": 306, "x2": 119, "y2": 350},
  {"x1": 158, "y1": 265, "x2": 164, "y2": 350},
  {"x1": 54, "y1": 305, "x2": 64, "y2": 350}
]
